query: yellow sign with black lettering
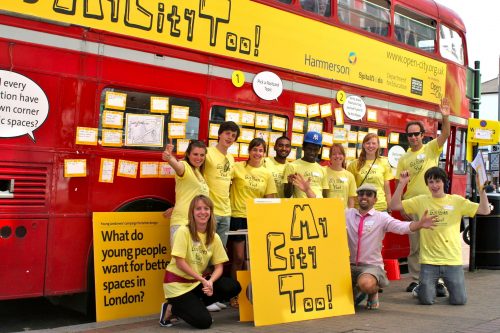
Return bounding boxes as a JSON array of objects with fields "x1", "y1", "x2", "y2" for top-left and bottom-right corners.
[
  {"x1": 1, "y1": 0, "x2": 446, "y2": 104},
  {"x1": 247, "y1": 198, "x2": 354, "y2": 326},
  {"x1": 92, "y1": 212, "x2": 170, "y2": 322},
  {"x1": 467, "y1": 118, "x2": 500, "y2": 145}
]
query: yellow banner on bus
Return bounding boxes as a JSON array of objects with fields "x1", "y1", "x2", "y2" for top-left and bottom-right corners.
[{"x1": 0, "y1": 0, "x2": 446, "y2": 103}]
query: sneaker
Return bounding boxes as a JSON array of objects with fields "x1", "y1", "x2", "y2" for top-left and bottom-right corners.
[
  {"x1": 206, "y1": 303, "x2": 221, "y2": 312},
  {"x1": 406, "y1": 281, "x2": 419, "y2": 292},
  {"x1": 436, "y1": 282, "x2": 448, "y2": 297},
  {"x1": 411, "y1": 284, "x2": 420, "y2": 298},
  {"x1": 215, "y1": 301, "x2": 227, "y2": 309},
  {"x1": 159, "y1": 302, "x2": 173, "y2": 327}
]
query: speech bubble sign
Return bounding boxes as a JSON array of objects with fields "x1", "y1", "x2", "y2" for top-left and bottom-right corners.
[
  {"x1": 342, "y1": 95, "x2": 366, "y2": 121},
  {"x1": 0, "y1": 70, "x2": 49, "y2": 141},
  {"x1": 252, "y1": 71, "x2": 283, "y2": 101},
  {"x1": 388, "y1": 145, "x2": 406, "y2": 168}
]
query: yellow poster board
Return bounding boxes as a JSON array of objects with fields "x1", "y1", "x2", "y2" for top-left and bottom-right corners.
[
  {"x1": 0, "y1": 0, "x2": 446, "y2": 104},
  {"x1": 247, "y1": 198, "x2": 354, "y2": 326},
  {"x1": 92, "y1": 212, "x2": 171, "y2": 322}
]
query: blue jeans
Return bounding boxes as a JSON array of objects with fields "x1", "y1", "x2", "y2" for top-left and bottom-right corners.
[
  {"x1": 419, "y1": 264, "x2": 466, "y2": 305},
  {"x1": 215, "y1": 215, "x2": 230, "y2": 247}
]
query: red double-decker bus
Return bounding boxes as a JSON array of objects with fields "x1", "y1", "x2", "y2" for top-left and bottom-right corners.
[{"x1": 0, "y1": 0, "x2": 472, "y2": 309}]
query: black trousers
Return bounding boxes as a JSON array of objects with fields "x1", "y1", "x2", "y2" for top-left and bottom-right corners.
[{"x1": 169, "y1": 276, "x2": 241, "y2": 329}]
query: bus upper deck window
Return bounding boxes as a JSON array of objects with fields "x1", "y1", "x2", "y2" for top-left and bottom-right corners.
[
  {"x1": 394, "y1": 6, "x2": 436, "y2": 53},
  {"x1": 439, "y1": 24, "x2": 464, "y2": 65},
  {"x1": 300, "y1": 0, "x2": 331, "y2": 17},
  {"x1": 337, "y1": 0, "x2": 389, "y2": 36}
]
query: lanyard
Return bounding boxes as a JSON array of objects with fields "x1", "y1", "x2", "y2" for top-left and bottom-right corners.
[{"x1": 355, "y1": 214, "x2": 368, "y2": 265}]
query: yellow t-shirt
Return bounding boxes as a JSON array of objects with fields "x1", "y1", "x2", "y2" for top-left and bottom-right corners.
[
  {"x1": 163, "y1": 226, "x2": 228, "y2": 299},
  {"x1": 205, "y1": 146, "x2": 234, "y2": 217},
  {"x1": 324, "y1": 167, "x2": 357, "y2": 208},
  {"x1": 170, "y1": 161, "x2": 209, "y2": 227},
  {"x1": 264, "y1": 157, "x2": 288, "y2": 198},
  {"x1": 230, "y1": 161, "x2": 277, "y2": 217},
  {"x1": 396, "y1": 139, "x2": 442, "y2": 199},
  {"x1": 402, "y1": 194, "x2": 479, "y2": 265},
  {"x1": 282, "y1": 159, "x2": 329, "y2": 198},
  {"x1": 347, "y1": 157, "x2": 394, "y2": 211}
]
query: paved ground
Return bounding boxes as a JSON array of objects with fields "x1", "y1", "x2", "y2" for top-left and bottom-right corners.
[
  {"x1": 24, "y1": 243, "x2": 500, "y2": 333},
  {"x1": 25, "y1": 268, "x2": 500, "y2": 333}
]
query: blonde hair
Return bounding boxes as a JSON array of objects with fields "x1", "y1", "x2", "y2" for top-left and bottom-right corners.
[
  {"x1": 187, "y1": 195, "x2": 216, "y2": 245},
  {"x1": 357, "y1": 133, "x2": 380, "y2": 171}
]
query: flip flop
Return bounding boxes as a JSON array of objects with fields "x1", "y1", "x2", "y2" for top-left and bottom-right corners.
[
  {"x1": 365, "y1": 299, "x2": 380, "y2": 310},
  {"x1": 365, "y1": 292, "x2": 380, "y2": 310}
]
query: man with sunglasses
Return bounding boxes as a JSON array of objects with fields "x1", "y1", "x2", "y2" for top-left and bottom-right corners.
[
  {"x1": 345, "y1": 183, "x2": 436, "y2": 310},
  {"x1": 395, "y1": 98, "x2": 450, "y2": 296}
]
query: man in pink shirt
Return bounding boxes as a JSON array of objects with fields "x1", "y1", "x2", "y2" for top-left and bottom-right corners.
[{"x1": 346, "y1": 183, "x2": 436, "y2": 309}]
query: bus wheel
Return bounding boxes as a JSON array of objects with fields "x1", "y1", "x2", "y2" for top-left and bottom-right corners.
[
  {"x1": 117, "y1": 198, "x2": 171, "y2": 212},
  {"x1": 462, "y1": 225, "x2": 470, "y2": 245}
]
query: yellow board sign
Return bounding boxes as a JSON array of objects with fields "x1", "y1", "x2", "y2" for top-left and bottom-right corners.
[
  {"x1": 247, "y1": 198, "x2": 354, "y2": 326},
  {"x1": 1, "y1": 0, "x2": 446, "y2": 104},
  {"x1": 467, "y1": 118, "x2": 500, "y2": 145},
  {"x1": 92, "y1": 212, "x2": 170, "y2": 322}
]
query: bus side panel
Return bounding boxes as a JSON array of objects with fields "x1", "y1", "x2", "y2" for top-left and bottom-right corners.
[
  {"x1": 0, "y1": 218, "x2": 48, "y2": 299},
  {"x1": 44, "y1": 216, "x2": 92, "y2": 294}
]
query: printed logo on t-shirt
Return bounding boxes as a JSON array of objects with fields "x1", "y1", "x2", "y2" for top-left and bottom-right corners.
[{"x1": 429, "y1": 208, "x2": 449, "y2": 225}]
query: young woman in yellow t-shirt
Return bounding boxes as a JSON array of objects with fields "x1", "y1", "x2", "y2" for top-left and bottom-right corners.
[
  {"x1": 162, "y1": 140, "x2": 210, "y2": 245},
  {"x1": 347, "y1": 133, "x2": 394, "y2": 212},
  {"x1": 161, "y1": 195, "x2": 241, "y2": 329},
  {"x1": 325, "y1": 143, "x2": 357, "y2": 208},
  {"x1": 229, "y1": 138, "x2": 277, "y2": 285}
]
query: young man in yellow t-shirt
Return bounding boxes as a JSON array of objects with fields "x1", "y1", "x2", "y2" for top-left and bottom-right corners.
[
  {"x1": 264, "y1": 136, "x2": 291, "y2": 198},
  {"x1": 204, "y1": 121, "x2": 240, "y2": 248},
  {"x1": 395, "y1": 98, "x2": 450, "y2": 294},
  {"x1": 391, "y1": 167, "x2": 491, "y2": 305},
  {"x1": 283, "y1": 131, "x2": 329, "y2": 198}
]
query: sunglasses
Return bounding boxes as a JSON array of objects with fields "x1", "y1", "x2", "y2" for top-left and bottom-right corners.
[
  {"x1": 406, "y1": 131, "x2": 422, "y2": 138},
  {"x1": 357, "y1": 190, "x2": 375, "y2": 197}
]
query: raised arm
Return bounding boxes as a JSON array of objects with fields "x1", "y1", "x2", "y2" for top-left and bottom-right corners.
[
  {"x1": 162, "y1": 143, "x2": 185, "y2": 176},
  {"x1": 476, "y1": 175, "x2": 493, "y2": 215},
  {"x1": 436, "y1": 97, "x2": 451, "y2": 147},
  {"x1": 390, "y1": 171, "x2": 410, "y2": 212}
]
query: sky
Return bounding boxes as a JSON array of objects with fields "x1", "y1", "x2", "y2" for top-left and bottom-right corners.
[{"x1": 436, "y1": 0, "x2": 500, "y2": 82}]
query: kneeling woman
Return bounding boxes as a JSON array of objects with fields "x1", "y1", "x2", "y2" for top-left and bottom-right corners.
[{"x1": 161, "y1": 195, "x2": 241, "y2": 329}]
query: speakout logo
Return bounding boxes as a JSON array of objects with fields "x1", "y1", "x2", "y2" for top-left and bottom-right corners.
[{"x1": 348, "y1": 51, "x2": 357, "y2": 64}]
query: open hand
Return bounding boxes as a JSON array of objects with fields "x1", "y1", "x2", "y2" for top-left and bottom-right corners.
[
  {"x1": 440, "y1": 97, "x2": 450, "y2": 117},
  {"x1": 419, "y1": 210, "x2": 437, "y2": 230}
]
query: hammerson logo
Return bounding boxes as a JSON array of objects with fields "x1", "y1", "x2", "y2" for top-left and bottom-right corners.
[{"x1": 348, "y1": 51, "x2": 357, "y2": 64}]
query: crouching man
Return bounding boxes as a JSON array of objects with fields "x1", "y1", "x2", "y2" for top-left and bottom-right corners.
[{"x1": 346, "y1": 183, "x2": 436, "y2": 309}]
